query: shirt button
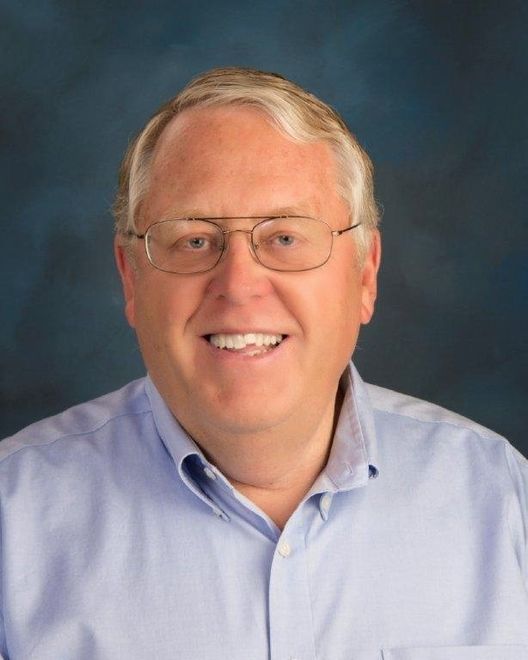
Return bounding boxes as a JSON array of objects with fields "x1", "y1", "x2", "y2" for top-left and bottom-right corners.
[
  {"x1": 320, "y1": 493, "x2": 332, "y2": 512},
  {"x1": 278, "y1": 541, "x2": 291, "y2": 557},
  {"x1": 204, "y1": 466, "x2": 217, "y2": 480}
]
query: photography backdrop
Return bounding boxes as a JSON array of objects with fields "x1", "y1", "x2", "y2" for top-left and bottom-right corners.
[{"x1": 1, "y1": 0, "x2": 527, "y2": 454}]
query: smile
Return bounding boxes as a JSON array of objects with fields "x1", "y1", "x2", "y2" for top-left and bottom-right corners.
[{"x1": 205, "y1": 332, "x2": 286, "y2": 354}]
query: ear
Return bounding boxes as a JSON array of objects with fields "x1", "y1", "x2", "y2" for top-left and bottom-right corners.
[
  {"x1": 360, "y1": 230, "x2": 381, "y2": 325},
  {"x1": 114, "y1": 236, "x2": 137, "y2": 329}
]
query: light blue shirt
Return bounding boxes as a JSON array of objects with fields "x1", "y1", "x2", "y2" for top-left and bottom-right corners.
[{"x1": 1, "y1": 364, "x2": 527, "y2": 660}]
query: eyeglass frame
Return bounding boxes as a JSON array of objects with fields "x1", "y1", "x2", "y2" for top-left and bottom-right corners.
[{"x1": 124, "y1": 215, "x2": 362, "y2": 274}]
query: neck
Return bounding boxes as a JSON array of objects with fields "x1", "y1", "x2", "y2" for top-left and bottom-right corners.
[{"x1": 186, "y1": 386, "x2": 344, "y2": 530}]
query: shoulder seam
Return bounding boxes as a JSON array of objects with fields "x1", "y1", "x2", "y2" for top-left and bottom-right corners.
[
  {"x1": 370, "y1": 403, "x2": 502, "y2": 442},
  {"x1": 0, "y1": 408, "x2": 152, "y2": 465}
]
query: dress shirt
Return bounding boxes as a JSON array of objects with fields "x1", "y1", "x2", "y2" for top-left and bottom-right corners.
[{"x1": 0, "y1": 364, "x2": 527, "y2": 660}]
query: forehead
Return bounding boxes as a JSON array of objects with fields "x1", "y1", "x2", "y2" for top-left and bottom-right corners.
[{"x1": 142, "y1": 105, "x2": 345, "y2": 221}]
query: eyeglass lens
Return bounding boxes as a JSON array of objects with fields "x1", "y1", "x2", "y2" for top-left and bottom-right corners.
[{"x1": 145, "y1": 217, "x2": 333, "y2": 273}]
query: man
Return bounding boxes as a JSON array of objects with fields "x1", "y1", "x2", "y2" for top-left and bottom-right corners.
[{"x1": 0, "y1": 68, "x2": 526, "y2": 659}]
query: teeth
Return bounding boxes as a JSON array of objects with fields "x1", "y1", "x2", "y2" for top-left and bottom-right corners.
[{"x1": 209, "y1": 333, "x2": 284, "y2": 350}]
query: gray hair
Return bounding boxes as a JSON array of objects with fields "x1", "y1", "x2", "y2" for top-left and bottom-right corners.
[{"x1": 113, "y1": 67, "x2": 379, "y2": 258}]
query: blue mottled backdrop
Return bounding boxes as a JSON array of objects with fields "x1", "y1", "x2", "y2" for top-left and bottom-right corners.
[{"x1": 1, "y1": 0, "x2": 527, "y2": 453}]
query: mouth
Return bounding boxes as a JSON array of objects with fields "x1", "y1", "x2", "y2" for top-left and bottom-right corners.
[{"x1": 203, "y1": 332, "x2": 287, "y2": 357}]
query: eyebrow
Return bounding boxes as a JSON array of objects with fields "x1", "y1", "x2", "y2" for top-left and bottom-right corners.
[
  {"x1": 265, "y1": 206, "x2": 316, "y2": 217},
  {"x1": 161, "y1": 205, "x2": 318, "y2": 219}
]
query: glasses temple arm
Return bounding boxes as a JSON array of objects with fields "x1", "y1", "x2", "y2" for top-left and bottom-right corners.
[
  {"x1": 122, "y1": 230, "x2": 146, "y2": 239},
  {"x1": 332, "y1": 221, "x2": 362, "y2": 237}
]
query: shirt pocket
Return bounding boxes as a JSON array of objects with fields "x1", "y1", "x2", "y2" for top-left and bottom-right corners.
[{"x1": 381, "y1": 646, "x2": 528, "y2": 660}]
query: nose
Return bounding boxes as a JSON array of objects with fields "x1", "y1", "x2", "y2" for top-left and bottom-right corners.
[{"x1": 205, "y1": 230, "x2": 273, "y2": 303}]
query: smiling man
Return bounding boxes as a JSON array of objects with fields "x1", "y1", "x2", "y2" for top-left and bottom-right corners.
[
  {"x1": 1, "y1": 68, "x2": 527, "y2": 659},
  {"x1": 115, "y1": 100, "x2": 379, "y2": 529}
]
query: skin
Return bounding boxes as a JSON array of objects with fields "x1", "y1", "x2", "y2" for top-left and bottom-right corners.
[{"x1": 115, "y1": 105, "x2": 381, "y2": 528}]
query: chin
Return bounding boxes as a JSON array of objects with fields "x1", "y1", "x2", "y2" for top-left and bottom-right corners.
[{"x1": 195, "y1": 390, "x2": 294, "y2": 436}]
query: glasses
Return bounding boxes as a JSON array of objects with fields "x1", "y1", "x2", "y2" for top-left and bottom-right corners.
[{"x1": 126, "y1": 216, "x2": 361, "y2": 274}]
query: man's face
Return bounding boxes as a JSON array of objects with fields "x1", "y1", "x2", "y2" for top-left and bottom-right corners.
[{"x1": 116, "y1": 106, "x2": 380, "y2": 438}]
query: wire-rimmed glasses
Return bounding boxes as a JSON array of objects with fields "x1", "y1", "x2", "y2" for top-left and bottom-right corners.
[{"x1": 125, "y1": 216, "x2": 361, "y2": 274}]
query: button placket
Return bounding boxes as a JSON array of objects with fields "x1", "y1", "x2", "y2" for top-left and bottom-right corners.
[{"x1": 268, "y1": 511, "x2": 317, "y2": 660}]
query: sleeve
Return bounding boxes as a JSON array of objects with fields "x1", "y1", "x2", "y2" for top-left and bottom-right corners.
[
  {"x1": 0, "y1": 613, "x2": 6, "y2": 660},
  {"x1": 505, "y1": 441, "x2": 528, "y2": 590},
  {"x1": 0, "y1": 490, "x2": 9, "y2": 659},
  {"x1": 0, "y1": 532, "x2": 7, "y2": 658}
]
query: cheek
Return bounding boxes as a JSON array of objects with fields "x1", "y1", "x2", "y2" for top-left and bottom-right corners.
[
  {"x1": 318, "y1": 266, "x2": 364, "y2": 353},
  {"x1": 289, "y1": 267, "x2": 360, "y2": 340},
  {"x1": 323, "y1": 260, "x2": 363, "y2": 314},
  {"x1": 135, "y1": 276, "x2": 205, "y2": 337}
]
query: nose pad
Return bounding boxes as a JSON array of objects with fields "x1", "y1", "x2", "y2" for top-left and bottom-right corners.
[
  {"x1": 218, "y1": 228, "x2": 260, "y2": 266},
  {"x1": 206, "y1": 227, "x2": 274, "y2": 301}
]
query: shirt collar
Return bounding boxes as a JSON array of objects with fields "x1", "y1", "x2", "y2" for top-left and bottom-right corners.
[
  {"x1": 145, "y1": 374, "x2": 205, "y2": 467},
  {"x1": 144, "y1": 376, "x2": 234, "y2": 517},
  {"x1": 144, "y1": 361, "x2": 380, "y2": 499},
  {"x1": 313, "y1": 362, "x2": 379, "y2": 494}
]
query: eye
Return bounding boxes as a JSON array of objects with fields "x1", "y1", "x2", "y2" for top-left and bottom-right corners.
[
  {"x1": 266, "y1": 231, "x2": 305, "y2": 249},
  {"x1": 254, "y1": 218, "x2": 311, "y2": 254},
  {"x1": 275, "y1": 234, "x2": 295, "y2": 246},
  {"x1": 168, "y1": 234, "x2": 214, "y2": 251},
  {"x1": 186, "y1": 236, "x2": 209, "y2": 250}
]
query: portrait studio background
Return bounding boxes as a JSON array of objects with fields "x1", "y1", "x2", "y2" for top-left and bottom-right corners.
[{"x1": 2, "y1": 1, "x2": 527, "y2": 454}]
